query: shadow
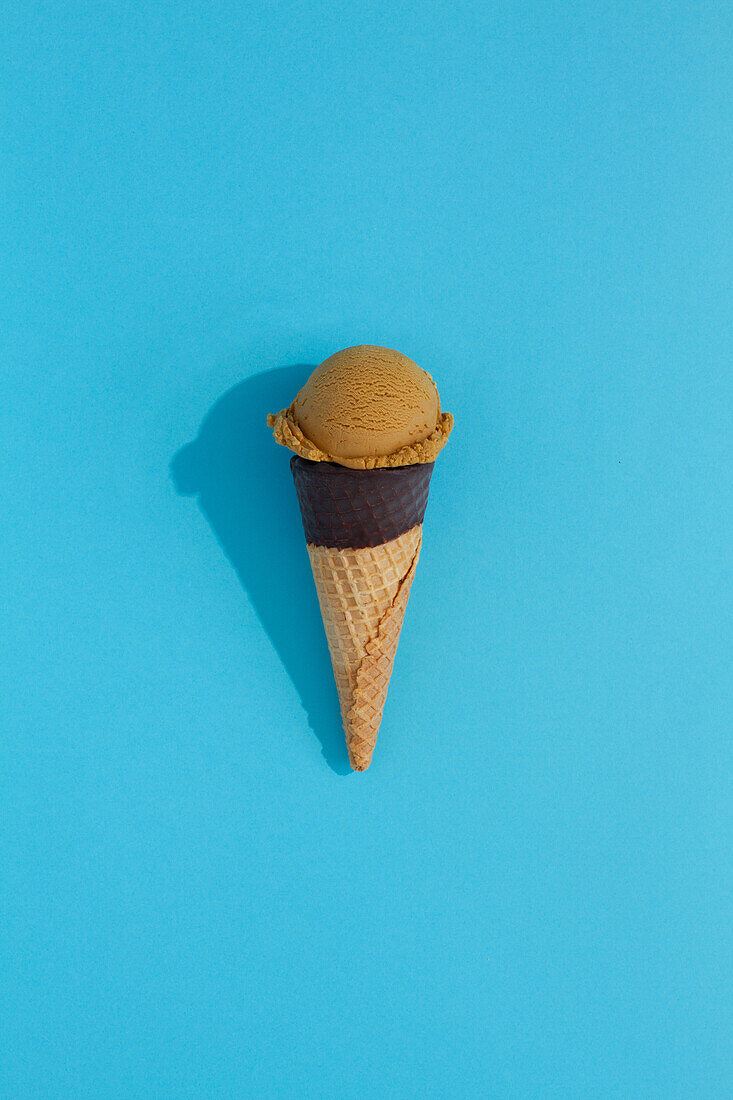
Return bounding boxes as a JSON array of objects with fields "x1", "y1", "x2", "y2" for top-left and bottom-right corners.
[{"x1": 171, "y1": 364, "x2": 352, "y2": 775}]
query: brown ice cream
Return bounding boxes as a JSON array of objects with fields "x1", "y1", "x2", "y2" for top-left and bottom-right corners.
[{"x1": 267, "y1": 345, "x2": 452, "y2": 469}]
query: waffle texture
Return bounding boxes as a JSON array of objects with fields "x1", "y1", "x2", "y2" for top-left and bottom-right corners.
[
  {"x1": 291, "y1": 456, "x2": 433, "y2": 548},
  {"x1": 307, "y1": 526, "x2": 422, "y2": 770}
]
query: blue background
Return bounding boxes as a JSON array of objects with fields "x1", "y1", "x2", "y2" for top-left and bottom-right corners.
[{"x1": 2, "y1": 2, "x2": 731, "y2": 1096}]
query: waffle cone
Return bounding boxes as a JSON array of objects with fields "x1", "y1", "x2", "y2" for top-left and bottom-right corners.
[{"x1": 307, "y1": 525, "x2": 422, "y2": 770}]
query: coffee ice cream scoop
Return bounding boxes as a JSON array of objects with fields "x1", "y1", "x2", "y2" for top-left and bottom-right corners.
[{"x1": 268, "y1": 345, "x2": 452, "y2": 469}]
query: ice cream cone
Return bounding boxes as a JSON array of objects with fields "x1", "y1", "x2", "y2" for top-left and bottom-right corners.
[
  {"x1": 291, "y1": 456, "x2": 433, "y2": 770},
  {"x1": 268, "y1": 345, "x2": 452, "y2": 771}
]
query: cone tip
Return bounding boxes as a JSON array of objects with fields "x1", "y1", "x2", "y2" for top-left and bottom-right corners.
[{"x1": 349, "y1": 757, "x2": 371, "y2": 772}]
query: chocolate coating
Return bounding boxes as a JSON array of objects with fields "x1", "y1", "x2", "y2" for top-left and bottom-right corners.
[{"x1": 291, "y1": 456, "x2": 433, "y2": 549}]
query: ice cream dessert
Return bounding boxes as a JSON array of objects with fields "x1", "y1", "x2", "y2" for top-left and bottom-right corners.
[{"x1": 268, "y1": 345, "x2": 453, "y2": 770}]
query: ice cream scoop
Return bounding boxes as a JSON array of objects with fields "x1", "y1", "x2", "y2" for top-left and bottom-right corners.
[{"x1": 268, "y1": 345, "x2": 452, "y2": 469}]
